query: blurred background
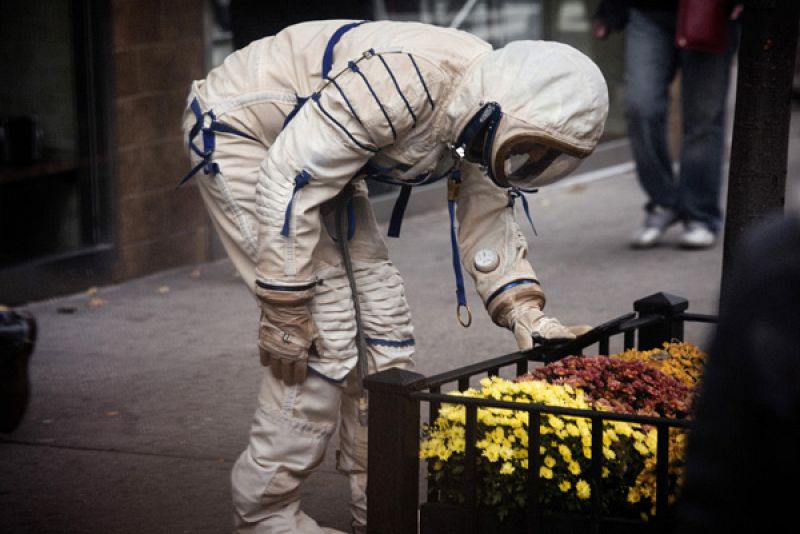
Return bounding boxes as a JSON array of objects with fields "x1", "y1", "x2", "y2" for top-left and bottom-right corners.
[{"x1": 205, "y1": 0, "x2": 628, "y2": 139}]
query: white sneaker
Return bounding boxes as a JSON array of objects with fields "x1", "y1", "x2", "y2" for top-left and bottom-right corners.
[
  {"x1": 630, "y1": 208, "x2": 679, "y2": 248},
  {"x1": 679, "y1": 221, "x2": 716, "y2": 249}
]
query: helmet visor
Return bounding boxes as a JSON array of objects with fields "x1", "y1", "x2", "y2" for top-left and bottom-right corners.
[{"x1": 497, "y1": 139, "x2": 583, "y2": 189}]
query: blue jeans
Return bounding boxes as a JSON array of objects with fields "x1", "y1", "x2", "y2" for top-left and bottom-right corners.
[{"x1": 624, "y1": 8, "x2": 738, "y2": 233}]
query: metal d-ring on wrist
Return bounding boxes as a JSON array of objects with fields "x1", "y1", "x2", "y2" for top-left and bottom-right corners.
[{"x1": 457, "y1": 303, "x2": 472, "y2": 328}]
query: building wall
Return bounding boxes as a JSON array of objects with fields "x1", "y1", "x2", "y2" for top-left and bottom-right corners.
[{"x1": 110, "y1": 0, "x2": 211, "y2": 281}]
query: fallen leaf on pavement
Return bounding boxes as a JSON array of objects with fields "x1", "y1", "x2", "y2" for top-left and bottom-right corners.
[
  {"x1": 158, "y1": 286, "x2": 170, "y2": 294},
  {"x1": 87, "y1": 298, "x2": 108, "y2": 308},
  {"x1": 189, "y1": 269, "x2": 201, "y2": 279},
  {"x1": 568, "y1": 183, "x2": 588, "y2": 193},
  {"x1": 105, "y1": 411, "x2": 121, "y2": 417}
]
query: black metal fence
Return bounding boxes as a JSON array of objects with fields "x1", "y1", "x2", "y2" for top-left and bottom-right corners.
[{"x1": 364, "y1": 292, "x2": 717, "y2": 534}]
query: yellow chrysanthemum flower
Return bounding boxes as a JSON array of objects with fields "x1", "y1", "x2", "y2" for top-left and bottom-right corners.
[
  {"x1": 548, "y1": 415, "x2": 565, "y2": 431},
  {"x1": 568, "y1": 461, "x2": 581, "y2": 475},
  {"x1": 500, "y1": 462, "x2": 515, "y2": 475},
  {"x1": 576, "y1": 480, "x2": 591, "y2": 500}
]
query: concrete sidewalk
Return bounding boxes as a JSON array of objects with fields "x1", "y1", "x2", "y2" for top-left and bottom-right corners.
[{"x1": 2, "y1": 117, "x2": 798, "y2": 532}]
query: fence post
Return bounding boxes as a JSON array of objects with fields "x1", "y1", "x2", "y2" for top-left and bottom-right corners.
[
  {"x1": 633, "y1": 292, "x2": 689, "y2": 350},
  {"x1": 364, "y1": 367, "x2": 426, "y2": 534}
]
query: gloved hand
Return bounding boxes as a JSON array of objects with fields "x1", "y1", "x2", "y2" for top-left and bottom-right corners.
[
  {"x1": 487, "y1": 283, "x2": 592, "y2": 350},
  {"x1": 256, "y1": 283, "x2": 316, "y2": 386}
]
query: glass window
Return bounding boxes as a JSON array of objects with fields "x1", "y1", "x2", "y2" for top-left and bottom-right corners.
[{"x1": 0, "y1": 0, "x2": 110, "y2": 267}]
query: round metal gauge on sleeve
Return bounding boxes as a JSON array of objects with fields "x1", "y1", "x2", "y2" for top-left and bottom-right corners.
[{"x1": 473, "y1": 248, "x2": 500, "y2": 272}]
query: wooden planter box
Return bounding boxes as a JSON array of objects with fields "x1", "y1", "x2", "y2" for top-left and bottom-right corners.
[{"x1": 364, "y1": 292, "x2": 716, "y2": 534}]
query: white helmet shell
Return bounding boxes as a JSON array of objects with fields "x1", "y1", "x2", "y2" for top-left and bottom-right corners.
[{"x1": 446, "y1": 40, "x2": 609, "y2": 188}]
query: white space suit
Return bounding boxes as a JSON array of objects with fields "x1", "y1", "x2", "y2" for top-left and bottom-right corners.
[{"x1": 181, "y1": 19, "x2": 608, "y2": 534}]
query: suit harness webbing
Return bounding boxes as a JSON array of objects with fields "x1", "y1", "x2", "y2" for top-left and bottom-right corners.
[{"x1": 180, "y1": 21, "x2": 539, "y2": 334}]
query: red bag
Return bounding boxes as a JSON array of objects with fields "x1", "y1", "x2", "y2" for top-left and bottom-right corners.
[{"x1": 675, "y1": 0, "x2": 729, "y2": 54}]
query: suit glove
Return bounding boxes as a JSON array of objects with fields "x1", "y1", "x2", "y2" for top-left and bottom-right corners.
[
  {"x1": 488, "y1": 283, "x2": 591, "y2": 350},
  {"x1": 256, "y1": 283, "x2": 316, "y2": 386}
]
